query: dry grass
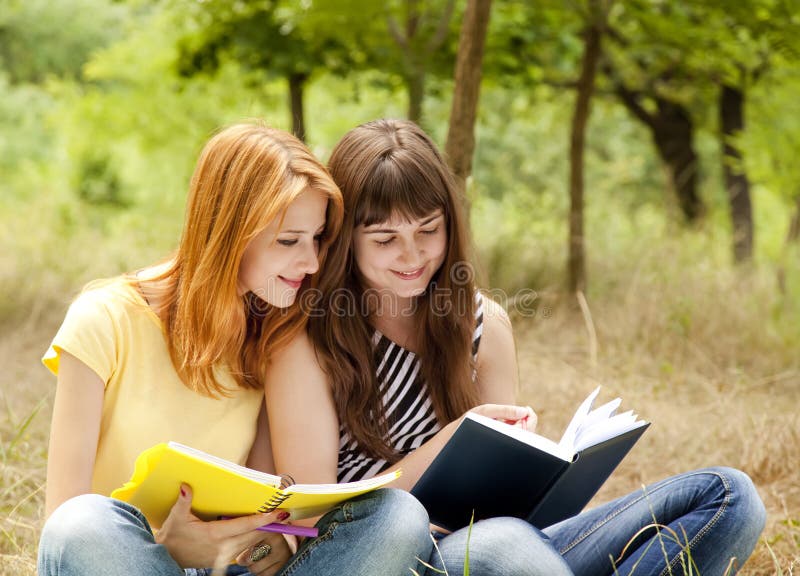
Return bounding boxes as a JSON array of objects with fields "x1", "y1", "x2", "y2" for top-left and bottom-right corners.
[
  {"x1": 1, "y1": 258, "x2": 798, "y2": 575},
  {"x1": 513, "y1": 263, "x2": 800, "y2": 575}
]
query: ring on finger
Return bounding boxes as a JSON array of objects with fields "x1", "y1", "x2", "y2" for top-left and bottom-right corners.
[{"x1": 249, "y1": 543, "x2": 272, "y2": 563}]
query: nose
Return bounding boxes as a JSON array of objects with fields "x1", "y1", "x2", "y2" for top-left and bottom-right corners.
[
  {"x1": 399, "y1": 238, "x2": 423, "y2": 266},
  {"x1": 299, "y1": 240, "x2": 320, "y2": 275}
]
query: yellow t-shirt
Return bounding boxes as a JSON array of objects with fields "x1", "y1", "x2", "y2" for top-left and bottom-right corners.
[{"x1": 43, "y1": 279, "x2": 264, "y2": 497}]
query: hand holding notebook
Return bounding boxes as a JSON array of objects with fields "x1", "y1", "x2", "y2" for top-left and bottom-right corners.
[{"x1": 111, "y1": 442, "x2": 401, "y2": 530}]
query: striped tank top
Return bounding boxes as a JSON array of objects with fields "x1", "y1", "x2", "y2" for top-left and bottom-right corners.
[{"x1": 337, "y1": 293, "x2": 485, "y2": 482}]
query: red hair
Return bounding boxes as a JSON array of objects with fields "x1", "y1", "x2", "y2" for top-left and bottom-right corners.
[{"x1": 141, "y1": 122, "x2": 343, "y2": 396}]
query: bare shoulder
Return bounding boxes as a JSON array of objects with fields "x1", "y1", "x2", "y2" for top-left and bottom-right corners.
[
  {"x1": 480, "y1": 292, "x2": 513, "y2": 335},
  {"x1": 476, "y1": 293, "x2": 518, "y2": 401},
  {"x1": 274, "y1": 329, "x2": 318, "y2": 365},
  {"x1": 266, "y1": 329, "x2": 327, "y2": 390}
]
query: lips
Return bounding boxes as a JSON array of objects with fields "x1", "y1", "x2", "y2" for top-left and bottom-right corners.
[
  {"x1": 391, "y1": 267, "x2": 425, "y2": 280},
  {"x1": 279, "y1": 276, "x2": 305, "y2": 289}
]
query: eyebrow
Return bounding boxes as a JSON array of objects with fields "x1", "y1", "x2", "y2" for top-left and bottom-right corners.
[
  {"x1": 363, "y1": 213, "x2": 443, "y2": 234},
  {"x1": 281, "y1": 224, "x2": 326, "y2": 234}
]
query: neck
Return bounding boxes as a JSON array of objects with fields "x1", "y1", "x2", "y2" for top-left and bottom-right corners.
[{"x1": 367, "y1": 292, "x2": 423, "y2": 351}]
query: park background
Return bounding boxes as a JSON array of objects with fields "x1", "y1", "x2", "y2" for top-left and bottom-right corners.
[{"x1": 0, "y1": 0, "x2": 798, "y2": 573}]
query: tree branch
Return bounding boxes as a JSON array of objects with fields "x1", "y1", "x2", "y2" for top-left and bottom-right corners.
[
  {"x1": 427, "y1": 0, "x2": 456, "y2": 52},
  {"x1": 387, "y1": 14, "x2": 409, "y2": 51}
]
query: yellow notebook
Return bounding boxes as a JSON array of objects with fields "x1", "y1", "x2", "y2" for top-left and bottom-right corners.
[{"x1": 111, "y1": 442, "x2": 401, "y2": 529}]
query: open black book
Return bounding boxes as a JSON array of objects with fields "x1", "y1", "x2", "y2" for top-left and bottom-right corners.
[{"x1": 410, "y1": 387, "x2": 649, "y2": 531}]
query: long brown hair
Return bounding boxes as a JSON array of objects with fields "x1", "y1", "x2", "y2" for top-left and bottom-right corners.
[
  {"x1": 310, "y1": 119, "x2": 479, "y2": 461},
  {"x1": 140, "y1": 122, "x2": 342, "y2": 397}
]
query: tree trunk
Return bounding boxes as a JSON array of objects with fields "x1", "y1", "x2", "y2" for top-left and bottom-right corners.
[
  {"x1": 651, "y1": 101, "x2": 703, "y2": 222},
  {"x1": 614, "y1": 87, "x2": 704, "y2": 222},
  {"x1": 288, "y1": 72, "x2": 308, "y2": 142},
  {"x1": 444, "y1": 0, "x2": 492, "y2": 202},
  {"x1": 407, "y1": 67, "x2": 425, "y2": 124},
  {"x1": 789, "y1": 196, "x2": 800, "y2": 243},
  {"x1": 388, "y1": 0, "x2": 455, "y2": 126},
  {"x1": 568, "y1": 11, "x2": 603, "y2": 294},
  {"x1": 720, "y1": 83, "x2": 754, "y2": 262}
]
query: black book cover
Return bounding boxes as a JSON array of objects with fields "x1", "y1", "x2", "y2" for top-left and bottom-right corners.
[
  {"x1": 411, "y1": 417, "x2": 648, "y2": 532},
  {"x1": 526, "y1": 423, "x2": 650, "y2": 528}
]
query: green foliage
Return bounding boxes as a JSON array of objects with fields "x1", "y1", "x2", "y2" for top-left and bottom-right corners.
[
  {"x1": 743, "y1": 64, "x2": 800, "y2": 204},
  {"x1": 0, "y1": 0, "x2": 125, "y2": 83},
  {"x1": 0, "y1": 73, "x2": 54, "y2": 178}
]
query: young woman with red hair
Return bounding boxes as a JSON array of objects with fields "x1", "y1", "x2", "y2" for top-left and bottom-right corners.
[{"x1": 38, "y1": 122, "x2": 431, "y2": 576}]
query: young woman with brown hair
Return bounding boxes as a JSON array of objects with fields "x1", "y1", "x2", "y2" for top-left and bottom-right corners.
[
  {"x1": 37, "y1": 122, "x2": 432, "y2": 576},
  {"x1": 265, "y1": 119, "x2": 766, "y2": 575}
]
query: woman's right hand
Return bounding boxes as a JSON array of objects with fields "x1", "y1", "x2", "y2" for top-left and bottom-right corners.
[{"x1": 156, "y1": 484, "x2": 292, "y2": 572}]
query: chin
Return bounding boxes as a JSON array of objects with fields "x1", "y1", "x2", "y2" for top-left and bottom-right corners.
[
  {"x1": 393, "y1": 284, "x2": 429, "y2": 299},
  {"x1": 250, "y1": 289, "x2": 297, "y2": 310}
]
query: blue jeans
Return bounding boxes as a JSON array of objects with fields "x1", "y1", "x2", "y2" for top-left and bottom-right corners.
[
  {"x1": 426, "y1": 467, "x2": 765, "y2": 576},
  {"x1": 38, "y1": 488, "x2": 432, "y2": 576}
]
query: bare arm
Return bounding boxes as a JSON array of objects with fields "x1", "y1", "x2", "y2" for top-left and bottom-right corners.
[
  {"x1": 388, "y1": 298, "x2": 535, "y2": 489},
  {"x1": 246, "y1": 401, "x2": 276, "y2": 474},
  {"x1": 266, "y1": 322, "x2": 534, "y2": 494},
  {"x1": 45, "y1": 350, "x2": 105, "y2": 518},
  {"x1": 46, "y1": 355, "x2": 290, "y2": 573},
  {"x1": 264, "y1": 332, "x2": 340, "y2": 486},
  {"x1": 476, "y1": 297, "x2": 523, "y2": 406}
]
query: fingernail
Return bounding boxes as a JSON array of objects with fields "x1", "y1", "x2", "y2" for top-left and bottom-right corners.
[
  {"x1": 277, "y1": 511, "x2": 290, "y2": 521},
  {"x1": 180, "y1": 487, "x2": 187, "y2": 497}
]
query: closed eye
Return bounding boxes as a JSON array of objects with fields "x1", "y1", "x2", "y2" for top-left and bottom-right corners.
[
  {"x1": 420, "y1": 226, "x2": 439, "y2": 235},
  {"x1": 375, "y1": 237, "x2": 395, "y2": 246},
  {"x1": 277, "y1": 239, "x2": 298, "y2": 247}
]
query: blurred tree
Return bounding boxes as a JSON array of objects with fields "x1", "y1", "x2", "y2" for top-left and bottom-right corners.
[
  {"x1": 601, "y1": 3, "x2": 706, "y2": 225},
  {"x1": 703, "y1": 0, "x2": 800, "y2": 262},
  {"x1": 171, "y1": 0, "x2": 373, "y2": 141},
  {"x1": 491, "y1": 0, "x2": 800, "y2": 264},
  {"x1": 603, "y1": 0, "x2": 800, "y2": 261},
  {"x1": 445, "y1": 0, "x2": 492, "y2": 200},
  {"x1": 568, "y1": 0, "x2": 611, "y2": 294},
  {"x1": 385, "y1": 0, "x2": 459, "y2": 124}
]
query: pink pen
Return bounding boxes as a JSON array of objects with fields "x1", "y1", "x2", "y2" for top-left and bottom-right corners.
[{"x1": 218, "y1": 516, "x2": 319, "y2": 538}]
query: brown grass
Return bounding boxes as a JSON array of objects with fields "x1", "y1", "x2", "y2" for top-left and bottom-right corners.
[
  {"x1": 512, "y1": 265, "x2": 799, "y2": 575},
  {"x1": 1, "y1": 259, "x2": 798, "y2": 575}
]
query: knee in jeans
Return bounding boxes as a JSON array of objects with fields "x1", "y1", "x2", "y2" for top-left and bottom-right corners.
[
  {"x1": 39, "y1": 495, "x2": 124, "y2": 570},
  {"x1": 371, "y1": 488, "x2": 430, "y2": 540},
  {"x1": 462, "y1": 518, "x2": 568, "y2": 576},
  {"x1": 41, "y1": 494, "x2": 137, "y2": 555},
  {"x1": 710, "y1": 467, "x2": 766, "y2": 533}
]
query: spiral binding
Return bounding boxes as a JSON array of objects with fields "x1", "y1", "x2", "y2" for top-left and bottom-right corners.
[{"x1": 257, "y1": 474, "x2": 296, "y2": 513}]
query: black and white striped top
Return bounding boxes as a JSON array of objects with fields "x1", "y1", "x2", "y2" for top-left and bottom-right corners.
[{"x1": 337, "y1": 293, "x2": 485, "y2": 482}]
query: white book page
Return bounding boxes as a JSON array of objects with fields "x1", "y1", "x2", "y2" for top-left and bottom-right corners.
[
  {"x1": 289, "y1": 470, "x2": 400, "y2": 494},
  {"x1": 465, "y1": 412, "x2": 573, "y2": 462},
  {"x1": 169, "y1": 442, "x2": 282, "y2": 486},
  {"x1": 573, "y1": 414, "x2": 647, "y2": 452},
  {"x1": 582, "y1": 398, "x2": 622, "y2": 429},
  {"x1": 558, "y1": 386, "x2": 602, "y2": 452}
]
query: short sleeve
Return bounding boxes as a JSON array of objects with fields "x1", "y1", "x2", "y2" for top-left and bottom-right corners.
[{"x1": 42, "y1": 288, "x2": 118, "y2": 386}]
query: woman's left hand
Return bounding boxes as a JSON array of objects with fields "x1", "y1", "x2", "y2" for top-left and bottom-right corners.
[{"x1": 469, "y1": 404, "x2": 538, "y2": 432}]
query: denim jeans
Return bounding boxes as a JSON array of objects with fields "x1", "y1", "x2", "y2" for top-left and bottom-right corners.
[
  {"x1": 426, "y1": 467, "x2": 765, "y2": 576},
  {"x1": 38, "y1": 488, "x2": 432, "y2": 576}
]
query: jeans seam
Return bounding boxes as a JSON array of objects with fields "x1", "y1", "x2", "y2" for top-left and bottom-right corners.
[
  {"x1": 280, "y1": 521, "x2": 339, "y2": 576},
  {"x1": 657, "y1": 470, "x2": 730, "y2": 576},
  {"x1": 557, "y1": 469, "x2": 728, "y2": 565}
]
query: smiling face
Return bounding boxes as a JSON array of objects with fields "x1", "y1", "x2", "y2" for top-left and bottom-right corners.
[
  {"x1": 238, "y1": 187, "x2": 328, "y2": 308},
  {"x1": 353, "y1": 209, "x2": 447, "y2": 301}
]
